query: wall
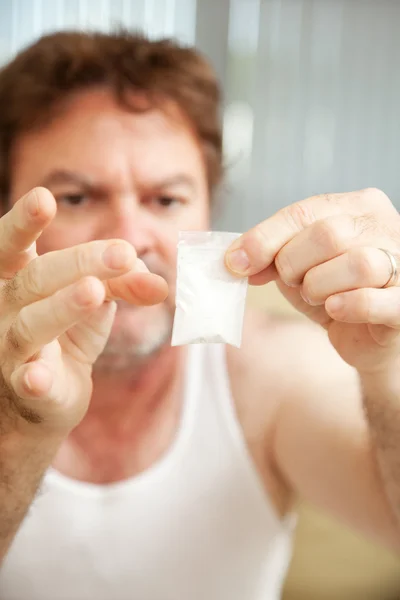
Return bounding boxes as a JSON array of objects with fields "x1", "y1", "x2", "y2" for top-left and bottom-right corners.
[
  {"x1": 207, "y1": 0, "x2": 400, "y2": 231},
  {"x1": 1, "y1": 0, "x2": 399, "y2": 232}
]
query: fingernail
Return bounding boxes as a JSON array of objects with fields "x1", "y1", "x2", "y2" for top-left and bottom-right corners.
[
  {"x1": 327, "y1": 295, "x2": 344, "y2": 312},
  {"x1": 103, "y1": 243, "x2": 131, "y2": 269},
  {"x1": 299, "y1": 288, "x2": 309, "y2": 303},
  {"x1": 226, "y1": 248, "x2": 250, "y2": 274}
]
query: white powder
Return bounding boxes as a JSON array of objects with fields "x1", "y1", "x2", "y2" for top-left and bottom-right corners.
[{"x1": 171, "y1": 231, "x2": 248, "y2": 348}]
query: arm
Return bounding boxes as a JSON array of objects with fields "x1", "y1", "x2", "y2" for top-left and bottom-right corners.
[
  {"x1": 0, "y1": 187, "x2": 167, "y2": 562},
  {"x1": 361, "y1": 366, "x2": 400, "y2": 529},
  {"x1": 272, "y1": 323, "x2": 400, "y2": 550},
  {"x1": 0, "y1": 427, "x2": 63, "y2": 561},
  {"x1": 224, "y1": 187, "x2": 400, "y2": 549}
]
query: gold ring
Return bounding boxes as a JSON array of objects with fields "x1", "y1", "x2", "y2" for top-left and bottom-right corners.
[{"x1": 379, "y1": 248, "x2": 399, "y2": 288}]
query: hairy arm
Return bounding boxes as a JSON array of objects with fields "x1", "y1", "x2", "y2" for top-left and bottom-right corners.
[
  {"x1": 361, "y1": 367, "x2": 400, "y2": 530},
  {"x1": 0, "y1": 427, "x2": 63, "y2": 562},
  {"x1": 271, "y1": 321, "x2": 400, "y2": 550}
]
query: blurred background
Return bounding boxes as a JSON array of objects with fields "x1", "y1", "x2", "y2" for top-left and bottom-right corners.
[{"x1": 1, "y1": 0, "x2": 399, "y2": 598}]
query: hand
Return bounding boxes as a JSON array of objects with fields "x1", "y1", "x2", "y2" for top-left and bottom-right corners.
[
  {"x1": 225, "y1": 188, "x2": 400, "y2": 374},
  {"x1": 0, "y1": 188, "x2": 168, "y2": 434}
]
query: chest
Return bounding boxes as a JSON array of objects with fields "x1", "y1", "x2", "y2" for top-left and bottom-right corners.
[
  {"x1": 0, "y1": 457, "x2": 290, "y2": 600},
  {"x1": 53, "y1": 404, "x2": 182, "y2": 485}
]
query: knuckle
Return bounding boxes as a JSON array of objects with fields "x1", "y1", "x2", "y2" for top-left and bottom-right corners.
[
  {"x1": 21, "y1": 260, "x2": 44, "y2": 300},
  {"x1": 357, "y1": 288, "x2": 372, "y2": 321},
  {"x1": 282, "y1": 202, "x2": 317, "y2": 231},
  {"x1": 74, "y1": 246, "x2": 92, "y2": 276},
  {"x1": 354, "y1": 213, "x2": 377, "y2": 236},
  {"x1": 310, "y1": 218, "x2": 349, "y2": 255},
  {"x1": 275, "y1": 249, "x2": 297, "y2": 284},
  {"x1": 80, "y1": 276, "x2": 103, "y2": 302},
  {"x1": 358, "y1": 188, "x2": 391, "y2": 212},
  {"x1": 364, "y1": 187, "x2": 389, "y2": 202},
  {"x1": 247, "y1": 227, "x2": 276, "y2": 266},
  {"x1": 302, "y1": 270, "x2": 318, "y2": 303},
  {"x1": 51, "y1": 293, "x2": 71, "y2": 328},
  {"x1": 319, "y1": 192, "x2": 339, "y2": 203},
  {"x1": 347, "y1": 247, "x2": 377, "y2": 282},
  {"x1": 8, "y1": 309, "x2": 34, "y2": 353},
  {"x1": 252, "y1": 226, "x2": 274, "y2": 256}
]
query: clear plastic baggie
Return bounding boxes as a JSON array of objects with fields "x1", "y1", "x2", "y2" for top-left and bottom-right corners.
[{"x1": 171, "y1": 231, "x2": 248, "y2": 348}]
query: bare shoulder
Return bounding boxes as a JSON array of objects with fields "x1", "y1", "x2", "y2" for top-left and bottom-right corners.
[
  {"x1": 228, "y1": 308, "x2": 360, "y2": 404},
  {"x1": 226, "y1": 308, "x2": 362, "y2": 515},
  {"x1": 226, "y1": 307, "x2": 362, "y2": 465}
]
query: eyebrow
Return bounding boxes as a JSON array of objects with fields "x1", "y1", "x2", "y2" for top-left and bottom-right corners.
[
  {"x1": 151, "y1": 174, "x2": 197, "y2": 191},
  {"x1": 39, "y1": 170, "x2": 197, "y2": 192},
  {"x1": 39, "y1": 170, "x2": 95, "y2": 189}
]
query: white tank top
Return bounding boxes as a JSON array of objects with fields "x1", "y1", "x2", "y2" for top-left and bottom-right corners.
[{"x1": 0, "y1": 344, "x2": 295, "y2": 600}]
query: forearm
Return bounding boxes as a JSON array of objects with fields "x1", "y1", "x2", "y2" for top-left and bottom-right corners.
[
  {"x1": 361, "y1": 365, "x2": 400, "y2": 528},
  {"x1": 0, "y1": 430, "x2": 63, "y2": 562}
]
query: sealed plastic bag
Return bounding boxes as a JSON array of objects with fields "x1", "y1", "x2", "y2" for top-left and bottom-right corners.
[{"x1": 171, "y1": 231, "x2": 248, "y2": 348}]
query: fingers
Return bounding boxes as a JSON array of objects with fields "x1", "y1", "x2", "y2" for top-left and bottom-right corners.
[
  {"x1": 6, "y1": 276, "x2": 106, "y2": 361},
  {"x1": 300, "y1": 247, "x2": 395, "y2": 306},
  {"x1": 248, "y1": 263, "x2": 279, "y2": 287},
  {"x1": 104, "y1": 269, "x2": 169, "y2": 305},
  {"x1": 9, "y1": 356, "x2": 81, "y2": 427},
  {"x1": 225, "y1": 194, "x2": 346, "y2": 276},
  {"x1": 224, "y1": 188, "x2": 394, "y2": 278},
  {"x1": 60, "y1": 300, "x2": 117, "y2": 365},
  {"x1": 325, "y1": 287, "x2": 400, "y2": 328},
  {"x1": 274, "y1": 215, "x2": 359, "y2": 287},
  {"x1": 8, "y1": 301, "x2": 118, "y2": 425},
  {"x1": 0, "y1": 188, "x2": 56, "y2": 278},
  {"x1": 10, "y1": 360, "x2": 54, "y2": 401},
  {"x1": 2, "y1": 239, "x2": 137, "y2": 308},
  {"x1": 0, "y1": 188, "x2": 167, "y2": 309},
  {"x1": 275, "y1": 279, "x2": 333, "y2": 329}
]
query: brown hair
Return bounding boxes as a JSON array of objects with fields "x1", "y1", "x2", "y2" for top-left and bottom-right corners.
[{"x1": 0, "y1": 29, "x2": 223, "y2": 206}]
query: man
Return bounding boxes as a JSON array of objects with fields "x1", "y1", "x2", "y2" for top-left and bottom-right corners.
[{"x1": 0, "y1": 29, "x2": 399, "y2": 600}]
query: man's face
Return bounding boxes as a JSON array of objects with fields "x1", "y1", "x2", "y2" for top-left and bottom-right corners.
[{"x1": 9, "y1": 88, "x2": 210, "y2": 372}]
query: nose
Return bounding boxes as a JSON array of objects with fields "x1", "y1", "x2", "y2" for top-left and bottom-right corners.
[{"x1": 99, "y1": 195, "x2": 155, "y2": 259}]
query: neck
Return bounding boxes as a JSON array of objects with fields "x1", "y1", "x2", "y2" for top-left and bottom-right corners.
[
  {"x1": 84, "y1": 344, "x2": 184, "y2": 436},
  {"x1": 55, "y1": 345, "x2": 187, "y2": 483}
]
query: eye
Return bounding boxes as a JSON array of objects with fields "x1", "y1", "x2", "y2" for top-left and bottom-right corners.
[
  {"x1": 145, "y1": 195, "x2": 182, "y2": 210},
  {"x1": 57, "y1": 193, "x2": 88, "y2": 207},
  {"x1": 156, "y1": 195, "x2": 179, "y2": 208}
]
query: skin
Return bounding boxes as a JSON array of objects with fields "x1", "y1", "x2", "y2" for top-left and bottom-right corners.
[{"x1": 0, "y1": 87, "x2": 399, "y2": 562}]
